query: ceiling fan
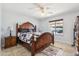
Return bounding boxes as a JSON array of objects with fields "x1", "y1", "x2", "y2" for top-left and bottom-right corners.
[
  {"x1": 34, "y1": 3, "x2": 48, "y2": 13},
  {"x1": 29, "y1": 3, "x2": 53, "y2": 16}
]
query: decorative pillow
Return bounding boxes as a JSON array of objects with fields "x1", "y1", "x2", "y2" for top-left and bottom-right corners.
[
  {"x1": 19, "y1": 32, "x2": 33, "y2": 43},
  {"x1": 19, "y1": 33, "x2": 27, "y2": 42}
]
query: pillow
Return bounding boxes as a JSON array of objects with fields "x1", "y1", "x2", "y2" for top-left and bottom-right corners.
[
  {"x1": 19, "y1": 29, "x2": 34, "y2": 33},
  {"x1": 19, "y1": 32, "x2": 33, "y2": 43}
]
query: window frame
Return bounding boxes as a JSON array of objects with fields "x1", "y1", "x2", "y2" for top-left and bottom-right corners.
[{"x1": 49, "y1": 19, "x2": 63, "y2": 36}]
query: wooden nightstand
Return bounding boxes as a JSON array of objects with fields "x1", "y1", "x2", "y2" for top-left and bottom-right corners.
[{"x1": 4, "y1": 36, "x2": 16, "y2": 48}]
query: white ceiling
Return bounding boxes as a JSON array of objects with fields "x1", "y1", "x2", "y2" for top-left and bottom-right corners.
[{"x1": 2, "y1": 3, "x2": 79, "y2": 19}]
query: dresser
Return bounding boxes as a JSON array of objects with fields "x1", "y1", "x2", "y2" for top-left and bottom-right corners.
[{"x1": 4, "y1": 36, "x2": 16, "y2": 48}]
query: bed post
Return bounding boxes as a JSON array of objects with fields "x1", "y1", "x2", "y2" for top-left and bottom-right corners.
[
  {"x1": 16, "y1": 23, "x2": 18, "y2": 44},
  {"x1": 16, "y1": 23, "x2": 18, "y2": 35},
  {"x1": 52, "y1": 34, "x2": 54, "y2": 44},
  {"x1": 31, "y1": 36, "x2": 36, "y2": 56},
  {"x1": 31, "y1": 42, "x2": 36, "y2": 56}
]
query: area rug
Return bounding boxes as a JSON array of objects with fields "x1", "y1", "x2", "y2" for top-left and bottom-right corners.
[
  {"x1": 0, "y1": 45, "x2": 63, "y2": 56},
  {"x1": 36, "y1": 45, "x2": 63, "y2": 56}
]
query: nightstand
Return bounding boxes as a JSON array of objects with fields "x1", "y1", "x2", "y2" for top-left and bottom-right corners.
[{"x1": 4, "y1": 36, "x2": 16, "y2": 48}]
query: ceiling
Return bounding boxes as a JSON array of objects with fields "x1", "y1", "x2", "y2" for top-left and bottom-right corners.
[{"x1": 2, "y1": 3, "x2": 79, "y2": 19}]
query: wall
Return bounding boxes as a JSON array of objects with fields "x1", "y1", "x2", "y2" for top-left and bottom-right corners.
[
  {"x1": 0, "y1": 5, "x2": 1, "y2": 50},
  {"x1": 2, "y1": 10, "x2": 39, "y2": 37},
  {"x1": 39, "y1": 11, "x2": 79, "y2": 45},
  {"x1": 1, "y1": 9, "x2": 39, "y2": 48}
]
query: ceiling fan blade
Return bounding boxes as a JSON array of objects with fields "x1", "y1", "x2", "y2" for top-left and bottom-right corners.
[{"x1": 33, "y1": 3, "x2": 45, "y2": 10}]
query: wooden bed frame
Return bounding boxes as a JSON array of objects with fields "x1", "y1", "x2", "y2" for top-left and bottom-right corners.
[{"x1": 16, "y1": 22, "x2": 54, "y2": 56}]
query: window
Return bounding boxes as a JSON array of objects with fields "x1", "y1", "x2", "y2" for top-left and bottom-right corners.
[{"x1": 49, "y1": 19, "x2": 63, "y2": 36}]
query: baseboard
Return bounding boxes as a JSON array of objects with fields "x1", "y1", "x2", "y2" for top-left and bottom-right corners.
[{"x1": 55, "y1": 40, "x2": 73, "y2": 45}]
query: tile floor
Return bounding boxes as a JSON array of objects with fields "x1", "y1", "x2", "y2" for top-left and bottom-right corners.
[{"x1": 0, "y1": 41, "x2": 77, "y2": 56}]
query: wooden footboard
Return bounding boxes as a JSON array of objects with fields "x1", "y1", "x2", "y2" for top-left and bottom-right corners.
[{"x1": 31, "y1": 32, "x2": 54, "y2": 56}]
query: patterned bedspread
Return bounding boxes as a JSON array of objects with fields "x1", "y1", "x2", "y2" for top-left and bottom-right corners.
[
  {"x1": 18, "y1": 32, "x2": 41, "y2": 44},
  {"x1": 18, "y1": 32, "x2": 33, "y2": 43}
]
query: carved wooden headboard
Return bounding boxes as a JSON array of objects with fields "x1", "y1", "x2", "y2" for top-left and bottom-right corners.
[
  {"x1": 16, "y1": 22, "x2": 36, "y2": 35},
  {"x1": 19, "y1": 22, "x2": 34, "y2": 29}
]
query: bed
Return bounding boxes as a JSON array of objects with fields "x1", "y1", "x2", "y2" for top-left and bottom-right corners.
[{"x1": 16, "y1": 22, "x2": 54, "y2": 56}]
